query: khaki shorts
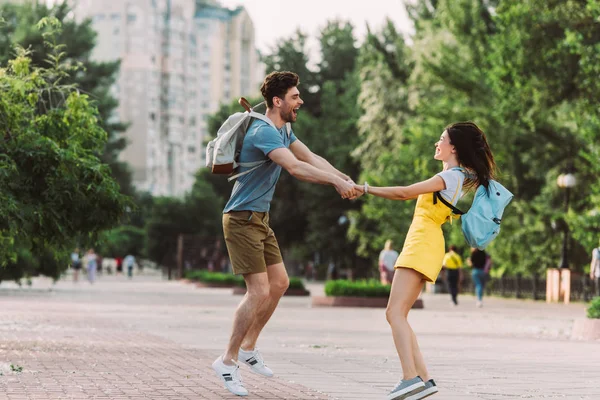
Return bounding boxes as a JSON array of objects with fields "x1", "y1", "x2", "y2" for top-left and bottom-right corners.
[{"x1": 223, "y1": 211, "x2": 283, "y2": 275}]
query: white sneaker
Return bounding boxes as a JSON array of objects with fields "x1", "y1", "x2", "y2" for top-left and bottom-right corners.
[
  {"x1": 476, "y1": 301, "x2": 483, "y2": 308},
  {"x1": 212, "y1": 356, "x2": 248, "y2": 396},
  {"x1": 238, "y1": 347, "x2": 274, "y2": 377}
]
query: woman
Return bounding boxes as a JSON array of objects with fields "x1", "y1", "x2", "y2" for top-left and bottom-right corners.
[
  {"x1": 354, "y1": 122, "x2": 496, "y2": 400},
  {"x1": 379, "y1": 240, "x2": 399, "y2": 285}
]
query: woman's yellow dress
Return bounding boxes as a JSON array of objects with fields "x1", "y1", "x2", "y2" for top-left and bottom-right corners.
[{"x1": 394, "y1": 190, "x2": 460, "y2": 282}]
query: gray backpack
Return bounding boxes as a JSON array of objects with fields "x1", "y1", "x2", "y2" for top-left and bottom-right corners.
[{"x1": 205, "y1": 97, "x2": 290, "y2": 182}]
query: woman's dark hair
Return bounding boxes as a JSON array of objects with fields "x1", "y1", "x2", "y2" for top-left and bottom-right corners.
[
  {"x1": 449, "y1": 245, "x2": 458, "y2": 252},
  {"x1": 446, "y1": 121, "x2": 496, "y2": 190},
  {"x1": 260, "y1": 71, "x2": 300, "y2": 108}
]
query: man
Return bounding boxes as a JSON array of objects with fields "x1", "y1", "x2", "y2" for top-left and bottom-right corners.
[
  {"x1": 212, "y1": 71, "x2": 356, "y2": 397},
  {"x1": 442, "y1": 245, "x2": 463, "y2": 306},
  {"x1": 591, "y1": 243, "x2": 600, "y2": 297}
]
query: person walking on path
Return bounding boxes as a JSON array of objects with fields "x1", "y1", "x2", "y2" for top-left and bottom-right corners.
[
  {"x1": 212, "y1": 71, "x2": 356, "y2": 397},
  {"x1": 468, "y1": 248, "x2": 489, "y2": 308},
  {"x1": 354, "y1": 121, "x2": 497, "y2": 400},
  {"x1": 85, "y1": 249, "x2": 98, "y2": 284},
  {"x1": 71, "y1": 248, "x2": 82, "y2": 283},
  {"x1": 442, "y1": 245, "x2": 463, "y2": 305},
  {"x1": 379, "y1": 240, "x2": 399, "y2": 285},
  {"x1": 124, "y1": 254, "x2": 136, "y2": 279},
  {"x1": 590, "y1": 243, "x2": 600, "y2": 296}
]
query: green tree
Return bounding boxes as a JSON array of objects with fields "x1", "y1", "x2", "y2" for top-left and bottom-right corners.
[
  {"x1": 0, "y1": 1, "x2": 133, "y2": 195},
  {"x1": 0, "y1": 18, "x2": 129, "y2": 276}
]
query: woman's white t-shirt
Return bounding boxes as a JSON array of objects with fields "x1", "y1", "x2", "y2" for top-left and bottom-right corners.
[{"x1": 436, "y1": 169, "x2": 466, "y2": 206}]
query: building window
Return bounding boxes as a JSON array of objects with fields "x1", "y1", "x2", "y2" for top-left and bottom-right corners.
[
  {"x1": 111, "y1": 13, "x2": 120, "y2": 20},
  {"x1": 150, "y1": 112, "x2": 156, "y2": 121},
  {"x1": 127, "y1": 14, "x2": 136, "y2": 23},
  {"x1": 94, "y1": 14, "x2": 105, "y2": 22},
  {"x1": 188, "y1": 146, "x2": 196, "y2": 153}
]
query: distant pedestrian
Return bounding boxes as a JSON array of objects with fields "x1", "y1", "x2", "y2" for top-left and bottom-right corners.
[
  {"x1": 71, "y1": 248, "x2": 82, "y2": 283},
  {"x1": 590, "y1": 244, "x2": 600, "y2": 297},
  {"x1": 468, "y1": 248, "x2": 488, "y2": 307},
  {"x1": 85, "y1": 249, "x2": 98, "y2": 284},
  {"x1": 442, "y1": 245, "x2": 463, "y2": 305},
  {"x1": 379, "y1": 240, "x2": 399, "y2": 285},
  {"x1": 124, "y1": 254, "x2": 136, "y2": 279},
  {"x1": 115, "y1": 257, "x2": 123, "y2": 275}
]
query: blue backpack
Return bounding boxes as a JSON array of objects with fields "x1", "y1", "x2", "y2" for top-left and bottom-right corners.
[{"x1": 434, "y1": 170, "x2": 514, "y2": 250}]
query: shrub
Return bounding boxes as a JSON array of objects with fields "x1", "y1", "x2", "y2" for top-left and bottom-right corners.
[
  {"x1": 587, "y1": 297, "x2": 600, "y2": 319},
  {"x1": 325, "y1": 279, "x2": 391, "y2": 298},
  {"x1": 233, "y1": 276, "x2": 306, "y2": 290},
  {"x1": 185, "y1": 270, "x2": 243, "y2": 285}
]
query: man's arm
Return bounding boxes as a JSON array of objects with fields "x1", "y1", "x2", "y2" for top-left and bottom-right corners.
[
  {"x1": 290, "y1": 140, "x2": 351, "y2": 181},
  {"x1": 268, "y1": 147, "x2": 355, "y2": 198}
]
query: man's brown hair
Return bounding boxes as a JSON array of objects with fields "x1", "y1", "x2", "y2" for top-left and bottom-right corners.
[{"x1": 260, "y1": 71, "x2": 300, "y2": 108}]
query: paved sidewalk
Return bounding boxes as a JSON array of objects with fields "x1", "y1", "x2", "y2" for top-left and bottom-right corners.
[{"x1": 0, "y1": 274, "x2": 598, "y2": 400}]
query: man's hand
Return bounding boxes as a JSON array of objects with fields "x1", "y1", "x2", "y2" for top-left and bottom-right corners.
[{"x1": 334, "y1": 178, "x2": 356, "y2": 199}]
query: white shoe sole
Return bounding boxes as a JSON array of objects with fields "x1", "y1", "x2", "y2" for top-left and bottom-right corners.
[
  {"x1": 387, "y1": 382, "x2": 425, "y2": 400},
  {"x1": 405, "y1": 386, "x2": 438, "y2": 400},
  {"x1": 211, "y1": 358, "x2": 248, "y2": 396},
  {"x1": 238, "y1": 352, "x2": 274, "y2": 377}
]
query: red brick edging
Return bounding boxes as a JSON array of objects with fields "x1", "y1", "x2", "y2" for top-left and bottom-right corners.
[
  {"x1": 571, "y1": 318, "x2": 600, "y2": 340},
  {"x1": 312, "y1": 296, "x2": 424, "y2": 309}
]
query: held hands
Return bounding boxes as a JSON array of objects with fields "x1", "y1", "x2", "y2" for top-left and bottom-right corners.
[
  {"x1": 334, "y1": 177, "x2": 367, "y2": 200},
  {"x1": 335, "y1": 178, "x2": 356, "y2": 199}
]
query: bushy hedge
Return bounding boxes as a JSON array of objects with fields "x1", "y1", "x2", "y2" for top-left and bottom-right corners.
[
  {"x1": 587, "y1": 297, "x2": 600, "y2": 319},
  {"x1": 185, "y1": 270, "x2": 243, "y2": 285},
  {"x1": 185, "y1": 271, "x2": 306, "y2": 290},
  {"x1": 234, "y1": 276, "x2": 306, "y2": 290},
  {"x1": 325, "y1": 279, "x2": 390, "y2": 298}
]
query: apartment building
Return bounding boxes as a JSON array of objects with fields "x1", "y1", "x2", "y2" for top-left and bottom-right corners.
[{"x1": 72, "y1": 0, "x2": 261, "y2": 196}]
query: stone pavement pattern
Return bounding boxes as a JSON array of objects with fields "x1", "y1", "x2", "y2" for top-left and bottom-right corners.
[{"x1": 0, "y1": 274, "x2": 598, "y2": 400}]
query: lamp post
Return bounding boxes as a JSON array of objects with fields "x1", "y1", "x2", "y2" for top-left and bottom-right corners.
[{"x1": 556, "y1": 172, "x2": 577, "y2": 269}]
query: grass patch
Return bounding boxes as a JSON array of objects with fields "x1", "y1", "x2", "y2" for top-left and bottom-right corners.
[
  {"x1": 325, "y1": 279, "x2": 391, "y2": 298},
  {"x1": 587, "y1": 296, "x2": 600, "y2": 319}
]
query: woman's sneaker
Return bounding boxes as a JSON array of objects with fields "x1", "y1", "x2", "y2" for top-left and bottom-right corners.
[
  {"x1": 211, "y1": 356, "x2": 248, "y2": 396},
  {"x1": 238, "y1": 347, "x2": 274, "y2": 377},
  {"x1": 387, "y1": 376, "x2": 425, "y2": 400},
  {"x1": 406, "y1": 379, "x2": 438, "y2": 400}
]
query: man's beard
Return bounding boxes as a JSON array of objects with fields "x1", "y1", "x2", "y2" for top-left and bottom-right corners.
[{"x1": 279, "y1": 108, "x2": 294, "y2": 123}]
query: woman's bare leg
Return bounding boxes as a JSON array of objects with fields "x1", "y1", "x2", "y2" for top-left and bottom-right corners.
[{"x1": 386, "y1": 268, "x2": 427, "y2": 380}]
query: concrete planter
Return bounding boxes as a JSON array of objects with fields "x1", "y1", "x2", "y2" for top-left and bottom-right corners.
[
  {"x1": 232, "y1": 287, "x2": 311, "y2": 296},
  {"x1": 571, "y1": 318, "x2": 600, "y2": 341},
  {"x1": 312, "y1": 296, "x2": 424, "y2": 309},
  {"x1": 195, "y1": 281, "x2": 237, "y2": 289}
]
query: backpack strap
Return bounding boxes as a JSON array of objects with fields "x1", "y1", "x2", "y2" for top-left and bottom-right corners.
[
  {"x1": 433, "y1": 192, "x2": 465, "y2": 215},
  {"x1": 433, "y1": 167, "x2": 466, "y2": 215},
  {"x1": 227, "y1": 162, "x2": 266, "y2": 182}
]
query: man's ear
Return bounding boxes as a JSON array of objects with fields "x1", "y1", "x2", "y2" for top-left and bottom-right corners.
[{"x1": 273, "y1": 97, "x2": 281, "y2": 108}]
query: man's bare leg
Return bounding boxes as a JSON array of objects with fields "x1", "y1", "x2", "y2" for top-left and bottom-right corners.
[
  {"x1": 223, "y1": 272, "x2": 270, "y2": 365},
  {"x1": 241, "y1": 263, "x2": 289, "y2": 351}
]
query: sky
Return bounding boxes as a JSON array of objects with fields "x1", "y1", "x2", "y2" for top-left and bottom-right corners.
[{"x1": 220, "y1": 0, "x2": 413, "y2": 57}]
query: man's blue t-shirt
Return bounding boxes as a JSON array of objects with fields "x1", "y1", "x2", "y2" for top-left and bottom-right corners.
[{"x1": 223, "y1": 119, "x2": 297, "y2": 213}]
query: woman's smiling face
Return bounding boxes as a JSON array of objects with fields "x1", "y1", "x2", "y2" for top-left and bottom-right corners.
[{"x1": 434, "y1": 130, "x2": 455, "y2": 161}]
